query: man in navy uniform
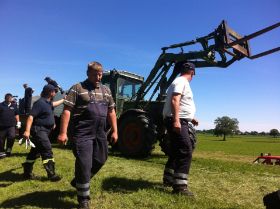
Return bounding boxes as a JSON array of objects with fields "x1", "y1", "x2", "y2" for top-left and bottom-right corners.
[
  {"x1": 162, "y1": 61, "x2": 199, "y2": 196},
  {"x1": 22, "y1": 84, "x2": 64, "y2": 181},
  {"x1": 58, "y1": 61, "x2": 118, "y2": 209},
  {"x1": 0, "y1": 93, "x2": 21, "y2": 157}
]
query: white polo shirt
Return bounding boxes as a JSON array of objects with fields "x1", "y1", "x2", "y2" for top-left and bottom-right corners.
[{"x1": 163, "y1": 76, "x2": 196, "y2": 120}]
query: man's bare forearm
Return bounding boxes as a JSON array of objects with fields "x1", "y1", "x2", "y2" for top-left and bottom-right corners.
[
  {"x1": 60, "y1": 109, "x2": 71, "y2": 134},
  {"x1": 25, "y1": 116, "x2": 33, "y2": 133},
  {"x1": 108, "y1": 109, "x2": 117, "y2": 133}
]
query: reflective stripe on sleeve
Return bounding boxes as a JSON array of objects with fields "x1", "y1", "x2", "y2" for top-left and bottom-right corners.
[{"x1": 64, "y1": 100, "x2": 75, "y2": 105}]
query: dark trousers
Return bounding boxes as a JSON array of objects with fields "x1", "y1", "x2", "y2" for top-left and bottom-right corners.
[
  {"x1": 0, "y1": 126, "x2": 16, "y2": 152},
  {"x1": 24, "y1": 98, "x2": 32, "y2": 114},
  {"x1": 26, "y1": 126, "x2": 53, "y2": 162},
  {"x1": 164, "y1": 118, "x2": 193, "y2": 189},
  {"x1": 72, "y1": 136, "x2": 108, "y2": 202}
]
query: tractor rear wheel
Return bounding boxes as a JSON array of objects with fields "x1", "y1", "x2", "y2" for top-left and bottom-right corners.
[{"x1": 118, "y1": 113, "x2": 157, "y2": 157}]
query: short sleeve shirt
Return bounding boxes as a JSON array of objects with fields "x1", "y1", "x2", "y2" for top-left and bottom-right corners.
[
  {"x1": 0, "y1": 102, "x2": 19, "y2": 127},
  {"x1": 30, "y1": 97, "x2": 55, "y2": 126},
  {"x1": 163, "y1": 76, "x2": 196, "y2": 120},
  {"x1": 64, "y1": 79, "x2": 115, "y2": 116}
]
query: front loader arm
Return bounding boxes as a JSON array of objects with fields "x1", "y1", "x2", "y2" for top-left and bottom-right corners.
[{"x1": 135, "y1": 20, "x2": 280, "y2": 106}]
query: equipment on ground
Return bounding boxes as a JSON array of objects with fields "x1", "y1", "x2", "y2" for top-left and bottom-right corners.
[
  {"x1": 102, "y1": 20, "x2": 280, "y2": 157},
  {"x1": 253, "y1": 153, "x2": 280, "y2": 165}
]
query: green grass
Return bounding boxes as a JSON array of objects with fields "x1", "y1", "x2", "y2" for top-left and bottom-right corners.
[{"x1": 1, "y1": 134, "x2": 280, "y2": 208}]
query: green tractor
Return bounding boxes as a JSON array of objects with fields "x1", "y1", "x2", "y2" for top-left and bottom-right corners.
[
  {"x1": 102, "y1": 20, "x2": 280, "y2": 157},
  {"x1": 102, "y1": 70, "x2": 163, "y2": 157}
]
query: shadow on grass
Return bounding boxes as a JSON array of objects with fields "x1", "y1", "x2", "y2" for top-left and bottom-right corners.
[
  {"x1": 108, "y1": 147, "x2": 167, "y2": 159},
  {"x1": 0, "y1": 190, "x2": 76, "y2": 209},
  {"x1": 0, "y1": 167, "x2": 25, "y2": 183},
  {"x1": 102, "y1": 177, "x2": 164, "y2": 193},
  {"x1": 7, "y1": 152, "x2": 28, "y2": 157},
  {"x1": 0, "y1": 167, "x2": 50, "y2": 184}
]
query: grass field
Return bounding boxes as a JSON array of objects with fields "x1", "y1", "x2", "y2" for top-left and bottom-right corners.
[{"x1": 0, "y1": 134, "x2": 280, "y2": 209}]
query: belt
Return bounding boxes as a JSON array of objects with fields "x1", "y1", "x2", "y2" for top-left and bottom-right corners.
[{"x1": 164, "y1": 117, "x2": 189, "y2": 123}]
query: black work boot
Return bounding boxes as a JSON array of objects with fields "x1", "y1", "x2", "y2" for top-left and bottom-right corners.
[
  {"x1": 172, "y1": 186, "x2": 194, "y2": 196},
  {"x1": 5, "y1": 148, "x2": 12, "y2": 157},
  {"x1": 78, "y1": 200, "x2": 90, "y2": 209},
  {"x1": 43, "y1": 161, "x2": 61, "y2": 182},
  {"x1": 0, "y1": 152, "x2": 6, "y2": 159},
  {"x1": 22, "y1": 162, "x2": 37, "y2": 179}
]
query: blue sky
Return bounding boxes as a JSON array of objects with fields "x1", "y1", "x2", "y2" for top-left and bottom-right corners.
[{"x1": 0, "y1": 0, "x2": 279, "y2": 132}]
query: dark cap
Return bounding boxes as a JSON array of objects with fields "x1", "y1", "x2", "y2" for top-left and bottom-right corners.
[
  {"x1": 44, "y1": 77, "x2": 51, "y2": 81},
  {"x1": 42, "y1": 84, "x2": 56, "y2": 93},
  {"x1": 5, "y1": 93, "x2": 13, "y2": 98},
  {"x1": 175, "y1": 61, "x2": 195, "y2": 74}
]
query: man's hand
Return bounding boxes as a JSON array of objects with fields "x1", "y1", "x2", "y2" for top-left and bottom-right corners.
[
  {"x1": 173, "y1": 120, "x2": 181, "y2": 134},
  {"x1": 110, "y1": 131, "x2": 118, "y2": 144},
  {"x1": 23, "y1": 131, "x2": 30, "y2": 140},
  {"x1": 191, "y1": 118, "x2": 199, "y2": 126},
  {"x1": 57, "y1": 133, "x2": 68, "y2": 145}
]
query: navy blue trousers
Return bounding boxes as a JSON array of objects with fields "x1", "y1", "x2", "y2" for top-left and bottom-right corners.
[
  {"x1": 26, "y1": 125, "x2": 53, "y2": 162},
  {"x1": 0, "y1": 126, "x2": 16, "y2": 152},
  {"x1": 164, "y1": 118, "x2": 193, "y2": 189}
]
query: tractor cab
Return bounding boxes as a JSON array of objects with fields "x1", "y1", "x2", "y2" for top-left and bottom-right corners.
[{"x1": 102, "y1": 70, "x2": 144, "y2": 117}]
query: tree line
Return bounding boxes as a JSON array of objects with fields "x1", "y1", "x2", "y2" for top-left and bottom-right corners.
[{"x1": 197, "y1": 116, "x2": 279, "y2": 140}]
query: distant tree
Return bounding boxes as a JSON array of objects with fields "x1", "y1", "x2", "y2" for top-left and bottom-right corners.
[
  {"x1": 260, "y1": 131, "x2": 266, "y2": 136},
  {"x1": 250, "y1": 131, "x2": 259, "y2": 136},
  {"x1": 214, "y1": 116, "x2": 239, "y2": 141},
  {"x1": 244, "y1": 131, "x2": 250, "y2": 135},
  {"x1": 269, "y1": 129, "x2": 279, "y2": 138}
]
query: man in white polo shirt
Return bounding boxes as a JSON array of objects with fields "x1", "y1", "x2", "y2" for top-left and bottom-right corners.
[{"x1": 162, "y1": 61, "x2": 199, "y2": 196}]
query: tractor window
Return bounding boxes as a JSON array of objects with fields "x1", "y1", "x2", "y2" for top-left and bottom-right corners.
[{"x1": 117, "y1": 78, "x2": 141, "y2": 100}]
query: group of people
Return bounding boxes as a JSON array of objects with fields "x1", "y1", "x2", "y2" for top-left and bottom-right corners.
[
  {"x1": 0, "y1": 60, "x2": 198, "y2": 209},
  {"x1": 0, "y1": 83, "x2": 35, "y2": 158}
]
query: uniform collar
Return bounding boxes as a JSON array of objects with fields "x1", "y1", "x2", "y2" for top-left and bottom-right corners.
[{"x1": 41, "y1": 97, "x2": 52, "y2": 104}]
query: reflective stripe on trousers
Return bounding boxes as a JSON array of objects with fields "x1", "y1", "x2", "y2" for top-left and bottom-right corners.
[
  {"x1": 173, "y1": 172, "x2": 188, "y2": 186},
  {"x1": 163, "y1": 167, "x2": 174, "y2": 183},
  {"x1": 76, "y1": 182, "x2": 90, "y2": 198}
]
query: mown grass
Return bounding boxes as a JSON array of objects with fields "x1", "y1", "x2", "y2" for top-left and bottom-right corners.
[{"x1": 0, "y1": 134, "x2": 280, "y2": 209}]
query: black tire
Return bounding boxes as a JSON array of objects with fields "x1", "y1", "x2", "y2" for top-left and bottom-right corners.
[{"x1": 118, "y1": 113, "x2": 157, "y2": 157}]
